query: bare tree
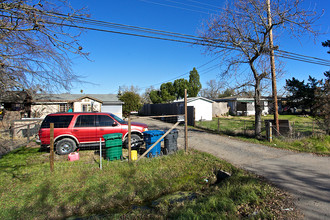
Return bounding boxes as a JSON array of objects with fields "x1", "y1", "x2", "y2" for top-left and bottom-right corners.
[
  {"x1": 199, "y1": 0, "x2": 320, "y2": 138},
  {"x1": 200, "y1": 79, "x2": 225, "y2": 99},
  {"x1": 0, "y1": 0, "x2": 88, "y2": 94}
]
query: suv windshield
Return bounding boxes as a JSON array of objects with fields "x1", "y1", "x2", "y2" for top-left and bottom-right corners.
[{"x1": 110, "y1": 113, "x2": 127, "y2": 124}]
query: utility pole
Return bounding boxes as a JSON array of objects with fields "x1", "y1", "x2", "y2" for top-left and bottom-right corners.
[{"x1": 267, "y1": 0, "x2": 280, "y2": 136}]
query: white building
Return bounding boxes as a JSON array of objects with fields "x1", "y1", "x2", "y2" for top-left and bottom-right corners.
[
  {"x1": 32, "y1": 94, "x2": 124, "y2": 118},
  {"x1": 175, "y1": 97, "x2": 214, "y2": 121},
  {"x1": 214, "y1": 96, "x2": 270, "y2": 116}
]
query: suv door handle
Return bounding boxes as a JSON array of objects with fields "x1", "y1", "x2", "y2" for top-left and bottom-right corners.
[
  {"x1": 100, "y1": 129, "x2": 105, "y2": 131},
  {"x1": 73, "y1": 129, "x2": 79, "y2": 132}
]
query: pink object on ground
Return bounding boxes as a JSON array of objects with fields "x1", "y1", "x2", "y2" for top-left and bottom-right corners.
[{"x1": 68, "y1": 152, "x2": 80, "y2": 161}]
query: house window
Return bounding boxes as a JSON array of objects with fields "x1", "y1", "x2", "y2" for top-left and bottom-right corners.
[
  {"x1": 59, "y1": 103, "x2": 68, "y2": 112},
  {"x1": 82, "y1": 104, "x2": 91, "y2": 112}
]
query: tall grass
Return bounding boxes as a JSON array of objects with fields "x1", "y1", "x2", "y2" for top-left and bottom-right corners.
[{"x1": 0, "y1": 147, "x2": 300, "y2": 219}]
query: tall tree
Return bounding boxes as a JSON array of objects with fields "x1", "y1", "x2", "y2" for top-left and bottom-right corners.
[
  {"x1": 173, "y1": 78, "x2": 189, "y2": 100},
  {"x1": 119, "y1": 91, "x2": 142, "y2": 117},
  {"x1": 160, "y1": 82, "x2": 175, "y2": 102},
  {"x1": 314, "y1": 41, "x2": 330, "y2": 134},
  {"x1": 199, "y1": 0, "x2": 320, "y2": 138},
  {"x1": 200, "y1": 79, "x2": 225, "y2": 99},
  {"x1": 188, "y1": 67, "x2": 202, "y2": 97},
  {"x1": 285, "y1": 76, "x2": 319, "y2": 114},
  {"x1": 149, "y1": 90, "x2": 162, "y2": 104},
  {"x1": 0, "y1": 0, "x2": 88, "y2": 93}
]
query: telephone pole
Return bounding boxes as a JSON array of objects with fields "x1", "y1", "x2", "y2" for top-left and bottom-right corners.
[{"x1": 267, "y1": 0, "x2": 280, "y2": 136}]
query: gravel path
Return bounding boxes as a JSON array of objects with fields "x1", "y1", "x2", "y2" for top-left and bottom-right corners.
[{"x1": 136, "y1": 117, "x2": 330, "y2": 220}]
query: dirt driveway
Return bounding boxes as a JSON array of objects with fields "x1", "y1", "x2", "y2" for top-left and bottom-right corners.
[{"x1": 135, "y1": 117, "x2": 330, "y2": 220}]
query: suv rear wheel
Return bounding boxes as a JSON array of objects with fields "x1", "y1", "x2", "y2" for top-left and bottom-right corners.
[{"x1": 56, "y1": 138, "x2": 76, "y2": 155}]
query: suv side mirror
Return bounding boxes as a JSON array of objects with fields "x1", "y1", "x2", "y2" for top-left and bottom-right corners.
[{"x1": 112, "y1": 121, "x2": 118, "y2": 127}]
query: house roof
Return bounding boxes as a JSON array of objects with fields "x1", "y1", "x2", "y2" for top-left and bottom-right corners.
[
  {"x1": 214, "y1": 96, "x2": 274, "y2": 102},
  {"x1": 33, "y1": 94, "x2": 123, "y2": 104},
  {"x1": 0, "y1": 91, "x2": 31, "y2": 103},
  {"x1": 174, "y1": 97, "x2": 214, "y2": 104}
]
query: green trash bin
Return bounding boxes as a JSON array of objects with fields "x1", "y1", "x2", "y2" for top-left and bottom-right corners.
[{"x1": 103, "y1": 133, "x2": 123, "y2": 161}]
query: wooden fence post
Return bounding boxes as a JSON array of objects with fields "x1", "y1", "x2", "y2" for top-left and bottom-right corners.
[
  {"x1": 312, "y1": 121, "x2": 315, "y2": 136},
  {"x1": 27, "y1": 124, "x2": 30, "y2": 142},
  {"x1": 184, "y1": 89, "x2": 188, "y2": 153},
  {"x1": 128, "y1": 115, "x2": 131, "y2": 162},
  {"x1": 292, "y1": 122, "x2": 295, "y2": 138},
  {"x1": 244, "y1": 120, "x2": 246, "y2": 135},
  {"x1": 217, "y1": 118, "x2": 220, "y2": 133},
  {"x1": 11, "y1": 121, "x2": 14, "y2": 141},
  {"x1": 50, "y1": 123, "x2": 54, "y2": 172},
  {"x1": 269, "y1": 122, "x2": 273, "y2": 142}
]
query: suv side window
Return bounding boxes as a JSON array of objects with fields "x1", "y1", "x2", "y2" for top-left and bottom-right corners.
[
  {"x1": 97, "y1": 115, "x2": 115, "y2": 127},
  {"x1": 74, "y1": 115, "x2": 96, "y2": 127},
  {"x1": 41, "y1": 115, "x2": 73, "y2": 128}
]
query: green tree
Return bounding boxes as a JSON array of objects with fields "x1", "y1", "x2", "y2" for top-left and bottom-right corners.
[
  {"x1": 314, "y1": 41, "x2": 330, "y2": 134},
  {"x1": 174, "y1": 78, "x2": 189, "y2": 99},
  {"x1": 218, "y1": 88, "x2": 236, "y2": 98},
  {"x1": 285, "y1": 76, "x2": 319, "y2": 114},
  {"x1": 322, "y1": 40, "x2": 330, "y2": 54},
  {"x1": 149, "y1": 90, "x2": 162, "y2": 104},
  {"x1": 188, "y1": 67, "x2": 202, "y2": 97},
  {"x1": 160, "y1": 82, "x2": 175, "y2": 102},
  {"x1": 314, "y1": 72, "x2": 330, "y2": 134},
  {"x1": 119, "y1": 91, "x2": 142, "y2": 117}
]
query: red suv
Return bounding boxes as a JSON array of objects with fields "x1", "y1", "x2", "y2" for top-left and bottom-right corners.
[{"x1": 38, "y1": 112, "x2": 148, "y2": 155}]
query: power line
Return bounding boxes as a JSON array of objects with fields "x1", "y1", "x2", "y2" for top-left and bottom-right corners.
[
  {"x1": 3, "y1": 9, "x2": 327, "y2": 67},
  {"x1": 137, "y1": 0, "x2": 211, "y2": 14}
]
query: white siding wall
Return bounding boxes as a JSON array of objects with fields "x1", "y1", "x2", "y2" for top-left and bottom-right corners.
[
  {"x1": 101, "y1": 105, "x2": 122, "y2": 119},
  {"x1": 31, "y1": 104, "x2": 59, "y2": 118},
  {"x1": 189, "y1": 99, "x2": 213, "y2": 121},
  {"x1": 73, "y1": 98, "x2": 101, "y2": 112}
]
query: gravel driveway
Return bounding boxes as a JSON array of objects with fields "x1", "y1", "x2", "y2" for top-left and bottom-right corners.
[{"x1": 135, "y1": 117, "x2": 330, "y2": 220}]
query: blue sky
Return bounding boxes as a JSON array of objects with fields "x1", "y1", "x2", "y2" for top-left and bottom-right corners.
[{"x1": 68, "y1": 0, "x2": 330, "y2": 96}]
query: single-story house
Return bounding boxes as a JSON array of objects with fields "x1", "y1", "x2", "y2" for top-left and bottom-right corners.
[
  {"x1": 174, "y1": 97, "x2": 214, "y2": 121},
  {"x1": 214, "y1": 96, "x2": 270, "y2": 116},
  {"x1": 32, "y1": 94, "x2": 124, "y2": 118}
]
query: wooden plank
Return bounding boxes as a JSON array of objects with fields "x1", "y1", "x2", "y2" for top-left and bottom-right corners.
[
  {"x1": 50, "y1": 123, "x2": 54, "y2": 172},
  {"x1": 137, "y1": 121, "x2": 180, "y2": 162},
  {"x1": 184, "y1": 89, "x2": 188, "y2": 153}
]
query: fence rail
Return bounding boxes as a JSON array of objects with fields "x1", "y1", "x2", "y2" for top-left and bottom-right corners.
[{"x1": 195, "y1": 118, "x2": 326, "y2": 140}]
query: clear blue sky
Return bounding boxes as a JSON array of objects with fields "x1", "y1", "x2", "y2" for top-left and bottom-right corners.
[{"x1": 68, "y1": 0, "x2": 330, "y2": 96}]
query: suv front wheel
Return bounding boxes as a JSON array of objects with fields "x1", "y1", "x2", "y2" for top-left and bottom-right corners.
[
  {"x1": 56, "y1": 138, "x2": 77, "y2": 155},
  {"x1": 124, "y1": 134, "x2": 143, "y2": 149}
]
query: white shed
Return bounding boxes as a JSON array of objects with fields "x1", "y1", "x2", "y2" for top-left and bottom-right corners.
[{"x1": 175, "y1": 97, "x2": 214, "y2": 121}]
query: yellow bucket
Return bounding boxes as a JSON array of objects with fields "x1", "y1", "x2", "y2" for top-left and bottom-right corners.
[{"x1": 131, "y1": 150, "x2": 138, "y2": 161}]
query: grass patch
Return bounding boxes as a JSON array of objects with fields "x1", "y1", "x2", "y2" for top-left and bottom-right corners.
[
  {"x1": 0, "y1": 147, "x2": 301, "y2": 219},
  {"x1": 237, "y1": 135, "x2": 330, "y2": 155},
  {"x1": 196, "y1": 115, "x2": 329, "y2": 155}
]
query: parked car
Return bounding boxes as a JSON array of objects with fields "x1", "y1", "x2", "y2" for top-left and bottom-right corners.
[{"x1": 37, "y1": 112, "x2": 148, "y2": 155}]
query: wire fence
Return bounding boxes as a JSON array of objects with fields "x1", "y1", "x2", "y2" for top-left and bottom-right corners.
[
  {"x1": 0, "y1": 119, "x2": 42, "y2": 157},
  {"x1": 195, "y1": 117, "x2": 327, "y2": 140}
]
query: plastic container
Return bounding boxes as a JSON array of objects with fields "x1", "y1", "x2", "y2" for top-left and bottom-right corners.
[
  {"x1": 103, "y1": 133, "x2": 123, "y2": 161},
  {"x1": 143, "y1": 130, "x2": 165, "y2": 158},
  {"x1": 103, "y1": 133, "x2": 123, "y2": 147},
  {"x1": 164, "y1": 129, "x2": 179, "y2": 154},
  {"x1": 68, "y1": 152, "x2": 80, "y2": 161},
  {"x1": 131, "y1": 150, "x2": 138, "y2": 161},
  {"x1": 105, "y1": 146, "x2": 122, "y2": 161}
]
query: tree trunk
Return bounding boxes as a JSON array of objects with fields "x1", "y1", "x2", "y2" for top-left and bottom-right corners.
[{"x1": 254, "y1": 79, "x2": 262, "y2": 139}]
